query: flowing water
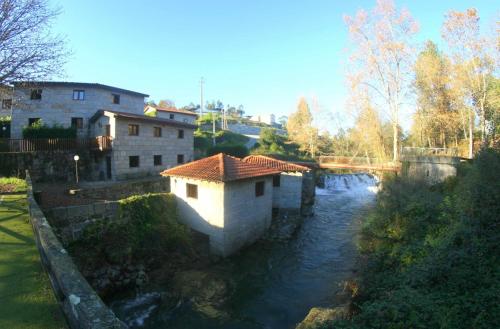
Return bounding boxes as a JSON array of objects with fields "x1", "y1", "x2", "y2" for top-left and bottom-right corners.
[{"x1": 111, "y1": 173, "x2": 378, "y2": 329}]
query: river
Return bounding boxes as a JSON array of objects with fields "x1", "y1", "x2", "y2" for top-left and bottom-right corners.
[{"x1": 111, "y1": 173, "x2": 378, "y2": 329}]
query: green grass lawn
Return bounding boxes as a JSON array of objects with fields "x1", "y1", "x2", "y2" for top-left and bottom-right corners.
[{"x1": 0, "y1": 194, "x2": 67, "y2": 329}]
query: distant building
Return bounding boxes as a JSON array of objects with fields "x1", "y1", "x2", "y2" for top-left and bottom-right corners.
[
  {"x1": 9, "y1": 81, "x2": 196, "y2": 180},
  {"x1": 144, "y1": 104, "x2": 198, "y2": 125},
  {"x1": 161, "y1": 153, "x2": 281, "y2": 256},
  {"x1": 249, "y1": 114, "x2": 275, "y2": 125},
  {"x1": 243, "y1": 155, "x2": 310, "y2": 211}
]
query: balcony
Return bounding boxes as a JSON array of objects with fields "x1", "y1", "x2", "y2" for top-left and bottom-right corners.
[{"x1": 0, "y1": 136, "x2": 112, "y2": 153}]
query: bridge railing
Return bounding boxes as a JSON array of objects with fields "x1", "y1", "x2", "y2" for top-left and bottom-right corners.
[
  {"x1": 318, "y1": 156, "x2": 387, "y2": 165},
  {"x1": 401, "y1": 147, "x2": 458, "y2": 157}
]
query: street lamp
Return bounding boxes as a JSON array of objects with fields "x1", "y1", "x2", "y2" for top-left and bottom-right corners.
[{"x1": 74, "y1": 155, "x2": 80, "y2": 183}]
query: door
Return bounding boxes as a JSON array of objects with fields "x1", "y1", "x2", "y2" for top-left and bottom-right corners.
[
  {"x1": 105, "y1": 124, "x2": 111, "y2": 136},
  {"x1": 106, "y1": 156, "x2": 112, "y2": 179}
]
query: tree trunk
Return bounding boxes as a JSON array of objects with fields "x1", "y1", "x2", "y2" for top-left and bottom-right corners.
[
  {"x1": 468, "y1": 109, "x2": 473, "y2": 159},
  {"x1": 392, "y1": 122, "x2": 398, "y2": 162}
]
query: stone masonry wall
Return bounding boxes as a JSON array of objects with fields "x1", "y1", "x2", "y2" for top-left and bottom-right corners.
[
  {"x1": 112, "y1": 117, "x2": 194, "y2": 180},
  {"x1": 26, "y1": 172, "x2": 127, "y2": 329},
  {"x1": 11, "y1": 85, "x2": 145, "y2": 138},
  {"x1": 402, "y1": 156, "x2": 460, "y2": 184}
]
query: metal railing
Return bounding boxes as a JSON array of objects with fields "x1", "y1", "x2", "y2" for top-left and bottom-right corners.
[
  {"x1": 0, "y1": 136, "x2": 112, "y2": 153},
  {"x1": 401, "y1": 147, "x2": 458, "y2": 157}
]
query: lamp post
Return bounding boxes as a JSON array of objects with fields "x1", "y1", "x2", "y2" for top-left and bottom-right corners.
[{"x1": 74, "y1": 155, "x2": 80, "y2": 184}]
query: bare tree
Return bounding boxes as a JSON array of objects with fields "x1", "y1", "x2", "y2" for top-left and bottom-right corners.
[
  {"x1": 0, "y1": 0, "x2": 68, "y2": 84},
  {"x1": 344, "y1": 0, "x2": 419, "y2": 161},
  {"x1": 442, "y1": 8, "x2": 497, "y2": 156}
]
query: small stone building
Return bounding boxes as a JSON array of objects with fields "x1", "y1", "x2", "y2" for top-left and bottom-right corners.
[
  {"x1": 243, "y1": 155, "x2": 310, "y2": 211},
  {"x1": 161, "y1": 153, "x2": 281, "y2": 256},
  {"x1": 144, "y1": 104, "x2": 198, "y2": 124}
]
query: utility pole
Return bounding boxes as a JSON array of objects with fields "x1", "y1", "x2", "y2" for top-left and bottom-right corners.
[{"x1": 200, "y1": 77, "x2": 204, "y2": 117}]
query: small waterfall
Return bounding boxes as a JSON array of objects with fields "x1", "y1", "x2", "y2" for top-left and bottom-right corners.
[
  {"x1": 110, "y1": 292, "x2": 161, "y2": 327},
  {"x1": 316, "y1": 173, "x2": 379, "y2": 195}
]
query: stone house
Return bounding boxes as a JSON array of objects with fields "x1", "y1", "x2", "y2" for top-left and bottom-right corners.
[
  {"x1": 243, "y1": 155, "x2": 310, "y2": 211},
  {"x1": 161, "y1": 153, "x2": 281, "y2": 256},
  {"x1": 90, "y1": 110, "x2": 196, "y2": 180},
  {"x1": 10, "y1": 82, "x2": 148, "y2": 138},
  {"x1": 8, "y1": 81, "x2": 196, "y2": 181},
  {"x1": 0, "y1": 85, "x2": 13, "y2": 119},
  {"x1": 144, "y1": 104, "x2": 198, "y2": 124}
]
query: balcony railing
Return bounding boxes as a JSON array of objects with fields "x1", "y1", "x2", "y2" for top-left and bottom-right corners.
[{"x1": 0, "y1": 136, "x2": 112, "y2": 153}]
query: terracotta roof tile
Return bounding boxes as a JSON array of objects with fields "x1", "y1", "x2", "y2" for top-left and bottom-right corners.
[
  {"x1": 161, "y1": 153, "x2": 281, "y2": 182},
  {"x1": 242, "y1": 155, "x2": 310, "y2": 172}
]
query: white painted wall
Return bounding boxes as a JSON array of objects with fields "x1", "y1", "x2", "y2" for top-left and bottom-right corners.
[{"x1": 272, "y1": 172, "x2": 303, "y2": 210}]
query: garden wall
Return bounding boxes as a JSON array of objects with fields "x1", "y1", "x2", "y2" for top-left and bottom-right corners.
[{"x1": 26, "y1": 172, "x2": 127, "y2": 328}]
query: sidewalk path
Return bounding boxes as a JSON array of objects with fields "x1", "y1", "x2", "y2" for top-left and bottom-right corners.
[{"x1": 0, "y1": 194, "x2": 67, "y2": 329}]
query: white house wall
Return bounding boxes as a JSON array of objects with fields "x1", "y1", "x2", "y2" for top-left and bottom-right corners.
[{"x1": 274, "y1": 172, "x2": 303, "y2": 210}]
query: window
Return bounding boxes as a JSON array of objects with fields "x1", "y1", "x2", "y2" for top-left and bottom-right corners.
[
  {"x1": 71, "y1": 117, "x2": 84, "y2": 129},
  {"x1": 72, "y1": 90, "x2": 85, "y2": 100},
  {"x1": 112, "y1": 94, "x2": 120, "y2": 104},
  {"x1": 177, "y1": 154, "x2": 184, "y2": 164},
  {"x1": 178, "y1": 129, "x2": 184, "y2": 139},
  {"x1": 154, "y1": 155, "x2": 162, "y2": 166},
  {"x1": 169, "y1": 114, "x2": 175, "y2": 119},
  {"x1": 28, "y1": 118, "x2": 41, "y2": 126},
  {"x1": 186, "y1": 183, "x2": 198, "y2": 199},
  {"x1": 255, "y1": 181, "x2": 265, "y2": 197},
  {"x1": 105, "y1": 124, "x2": 111, "y2": 136},
  {"x1": 128, "y1": 124, "x2": 139, "y2": 136},
  {"x1": 2, "y1": 99, "x2": 12, "y2": 109},
  {"x1": 153, "y1": 126, "x2": 162, "y2": 137},
  {"x1": 273, "y1": 175, "x2": 281, "y2": 187},
  {"x1": 30, "y1": 89, "x2": 42, "y2": 100},
  {"x1": 129, "y1": 156, "x2": 139, "y2": 168}
]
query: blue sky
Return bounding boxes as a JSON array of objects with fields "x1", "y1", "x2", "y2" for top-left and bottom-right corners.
[{"x1": 52, "y1": 0, "x2": 497, "y2": 131}]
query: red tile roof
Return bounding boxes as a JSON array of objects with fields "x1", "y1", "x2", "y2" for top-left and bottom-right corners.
[
  {"x1": 242, "y1": 155, "x2": 310, "y2": 172},
  {"x1": 161, "y1": 153, "x2": 281, "y2": 182},
  {"x1": 146, "y1": 105, "x2": 198, "y2": 117}
]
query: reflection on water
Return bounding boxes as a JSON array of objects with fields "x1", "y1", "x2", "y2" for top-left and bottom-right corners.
[{"x1": 111, "y1": 174, "x2": 378, "y2": 329}]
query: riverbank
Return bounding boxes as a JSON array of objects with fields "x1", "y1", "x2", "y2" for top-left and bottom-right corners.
[
  {"x1": 317, "y1": 149, "x2": 500, "y2": 329},
  {"x1": 0, "y1": 193, "x2": 67, "y2": 329}
]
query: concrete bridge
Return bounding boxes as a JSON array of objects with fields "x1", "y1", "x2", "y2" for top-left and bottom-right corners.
[{"x1": 318, "y1": 156, "x2": 400, "y2": 172}]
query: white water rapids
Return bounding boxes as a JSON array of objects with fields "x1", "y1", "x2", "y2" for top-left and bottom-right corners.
[{"x1": 316, "y1": 173, "x2": 379, "y2": 196}]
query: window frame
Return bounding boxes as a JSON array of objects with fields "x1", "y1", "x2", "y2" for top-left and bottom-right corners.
[
  {"x1": 153, "y1": 126, "x2": 162, "y2": 137},
  {"x1": 71, "y1": 117, "x2": 84, "y2": 129},
  {"x1": 112, "y1": 93, "x2": 120, "y2": 104},
  {"x1": 28, "y1": 118, "x2": 41, "y2": 126},
  {"x1": 169, "y1": 113, "x2": 175, "y2": 120},
  {"x1": 2, "y1": 99, "x2": 12, "y2": 109},
  {"x1": 30, "y1": 89, "x2": 42, "y2": 100},
  {"x1": 273, "y1": 175, "x2": 281, "y2": 187},
  {"x1": 153, "y1": 155, "x2": 162, "y2": 166},
  {"x1": 186, "y1": 183, "x2": 198, "y2": 199},
  {"x1": 177, "y1": 154, "x2": 184, "y2": 164},
  {"x1": 178, "y1": 129, "x2": 184, "y2": 139},
  {"x1": 255, "y1": 181, "x2": 265, "y2": 197},
  {"x1": 72, "y1": 89, "x2": 85, "y2": 101},
  {"x1": 128, "y1": 124, "x2": 139, "y2": 136},
  {"x1": 129, "y1": 156, "x2": 140, "y2": 168}
]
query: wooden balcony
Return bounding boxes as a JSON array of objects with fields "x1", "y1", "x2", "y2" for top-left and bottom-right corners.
[{"x1": 0, "y1": 136, "x2": 112, "y2": 153}]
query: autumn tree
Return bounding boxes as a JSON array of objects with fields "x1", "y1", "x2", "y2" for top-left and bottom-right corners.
[
  {"x1": 0, "y1": 0, "x2": 68, "y2": 83},
  {"x1": 344, "y1": 0, "x2": 419, "y2": 161},
  {"x1": 287, "y1": 97, "x2": 318, "y2": 157},
  {"x1": 411, "y1": 41, "x2": 462, "y2": 148},
  {"x1": 442, "y1": 8, "x2": 497, "y2": 155},
  {"x1": 158, "y1": 99, "x2": 176, "y2": 110}
]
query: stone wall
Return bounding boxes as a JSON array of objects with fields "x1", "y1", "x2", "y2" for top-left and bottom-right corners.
[
  {"x1": 0, "y1": 150, "x2": 93, "y2": 182},
  {"x1": 26, "y1": 172, "x2": 127, "y2": 329},
  {"x1": 46, "y1": 201, "x2": 120, "y2": 244},
  {"x1": 401, "y1": 156, "x2": 460, "y2": 184}
]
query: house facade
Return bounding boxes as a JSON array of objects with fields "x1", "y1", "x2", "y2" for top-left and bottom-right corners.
[
  {"x1": 144, "y1": 104, "x2": 197, "y2": 124},
  {"x1": 243, "y1": 155, "x2": 311, "y2": 211},
  {"x1": 8, "y1": 82, "x2": 196, "y2": 181},
  {"x1": 161, "y1": 153, "x2": 281, "y2": 256}
]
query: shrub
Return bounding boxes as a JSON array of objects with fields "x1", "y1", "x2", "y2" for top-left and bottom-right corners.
[
  {"x1": 0, "y1": 177, "x2": 27, "y2": 193},
  {"x1": 337, "y1": 148, "x2": 500, "y2": 329},
  {"x1": 22, "y1": 121, "x2": 76, "y2": 139}
]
